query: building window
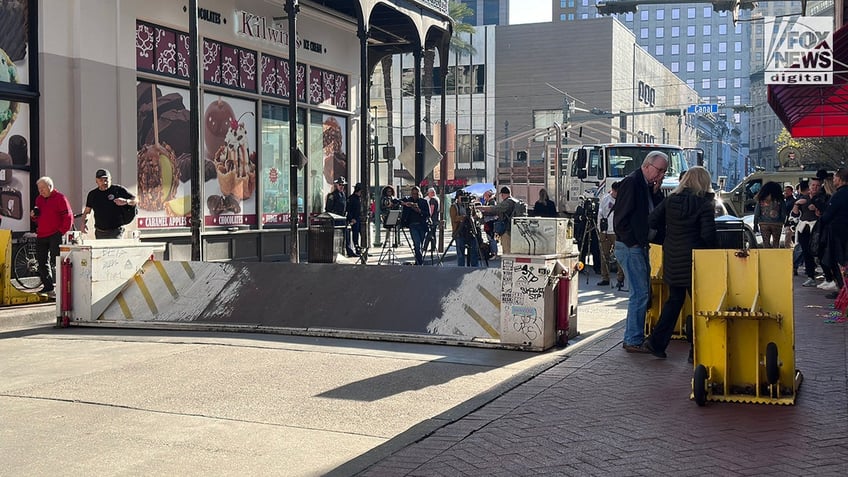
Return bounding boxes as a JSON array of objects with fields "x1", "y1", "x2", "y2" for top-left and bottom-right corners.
[
  {"x1": 718, "y1": 78, "x2": 726, "y2": 89},
  {"x1": 686, "y1": 61, "x2": 695, "y2": 72},
  {"x1": 734, "y1": 60, "x2": 742, "y2": 70},
  {"x1": 641, "y1": 10, "x2": 649, "y2": 21},
  {"x1": 702, "y1": 78, "x2": 710, "y2": 89},
  {"x1": 560, "y1": 13, "x2": 566, "y2": 21},
  {"x1": 581, "y1": 13, "x2": 588, "y2": 19},
  {"x1": 734, "y1": 78, "x2": 742, "y2": 88},
  {"x1": 687, "y1": 7, "x2": 695, "y2": 19},
  {"x1": 703, "y1": 25, "x2": 711, "y2": 36},
  {"x1": 561, "y1": 0, "x2": 567, "y2": 7},
  {"x1": 755, "y1": 52, "x2": 762, "y2": 62},
  {"x1": 703, "y1": 6, "x2": 712, "y2": 18},
  {"x1": 719, "y1": 24, "x2": 727, "y2": 35},
  {"x1": 687, "y1": 43, "x2": 695, "y2": 55},
  {"x1": 672, "y1": 8, "x2": 680, "y2": 20},
  {"x1": 718, "y1": 42, "x2": 727, "y2": 53},
  {"x1": 718, "y1": 60, "x2": 727, "y2": 71},
  {"x1": 734, "y1": 41, "x2": 742, "y2": 52},
  {"x1": 483, "y1": 0, "x2": 499, "y2": 24},
  {"x1": 702, "y1": 43, "x2": 710, "y2": 54},
  {"x1": 686, "y1": 79, "x2": 695, "y2": 88},
  {"x1": 656, "y1": 45, "x2": 664, "y2": 56},
  {"x1": 457, "y1": 134, "x2": 485, "y2": 164},
  {"x1": 671, "y1": 44, "x2": 679, "y2": 55},
  {"x1": 671, "y1": 26, "x2": 680, "y2": 38},
  {"x1": 656, "y1": 27, "x2": 664, "y2": 38},
  {"x1": 671, "y1": 61, "x2": 679, "y2": 72},
  {"x1": 625, "y1": 12, "x2": 633, "y2": 21},
  {"x1": 702, "y1": 60, "x2": 711, "y2": 71},
  {"x1": 687, "y1": 26, "x2": 695, "y2": 37},
  {"x1": 640, "y1": 28, "x2": 648, "y2": 39},
  {"x1": 568, "y1": 13, "x2": 575, "y2": 20},
  {"x1": 734, "y1": 95, "x2": 741, "y2": 105},
  {"x1": 656, "y1": 9, "x2": 664, "y2": 20}
]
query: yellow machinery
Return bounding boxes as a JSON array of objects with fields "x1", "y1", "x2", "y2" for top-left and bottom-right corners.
[
  {"x1": 646, "y1": 245, "x2": 688, "y2": 340},
  {"x1": 0, "y1": 229, "x2": 50, "y2": 306},
  {"x1": 690, "y1": 249, "x2": 802, "y2": 406}
]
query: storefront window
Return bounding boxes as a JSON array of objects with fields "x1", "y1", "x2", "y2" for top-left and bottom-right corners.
[
  {"x1": 0, "y1": 0, "x2": 32, "y2": 233},
  {"x1": 309, "y1": 113, "x2": 348, "y2": 214},
  {"x1": 202, "y1": 93, "x2": 257, "y2": 227},
  {"x1": 260, "y1": 103, "x2": 306, "y2": 225}
]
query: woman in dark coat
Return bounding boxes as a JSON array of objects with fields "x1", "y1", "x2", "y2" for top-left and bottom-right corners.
[
  {"x1": 533, "y1": 188, "x2": 558, "y2": 217},
  {"x1": 644, "y1": 166, "x2": 717, "y2": 359}
]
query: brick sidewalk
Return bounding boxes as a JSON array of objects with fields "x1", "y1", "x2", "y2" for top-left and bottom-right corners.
[{"x1": 357, "y1": 277, "x2": 848, "y2": 476}]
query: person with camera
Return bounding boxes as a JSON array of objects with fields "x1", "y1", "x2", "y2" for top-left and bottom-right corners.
[
  {"x1": 450, "y1": 190, "x2": 480, "y2": 267},
  {"x1": 422, "y1": 187, "x2": 440, "y2": 253},
  {"x1": 345, "y1": 183, "x2": 363, "y2": 257},
  {"x1": 82, "y1": 169, "x2": 137, "y2": 239},
  {"x1": 31, "y1": 176, "x2": 73, "y2": 296},
  {"x1": 480, "y1": 189, "x2": 498, "y2": 257},
  {"x1": 399, "y1": 186, "x2": 430, "y2": 265},
  {"x1": 597, "y1": 181, "x2": 624, "y2": 289}
]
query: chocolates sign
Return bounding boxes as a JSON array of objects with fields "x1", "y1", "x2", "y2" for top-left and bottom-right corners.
[{"x1": 235, "y1": 10, "x2": 325, "y2": 55}]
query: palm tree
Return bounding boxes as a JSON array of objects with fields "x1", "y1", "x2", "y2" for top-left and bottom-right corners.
[{"x1": 422, "y1": 1, "x2": 476, "y2": 138}]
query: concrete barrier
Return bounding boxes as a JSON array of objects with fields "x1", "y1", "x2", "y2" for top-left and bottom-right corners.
[{"x1": 91, "y1": 261, "x2": 505, "y2": 346}]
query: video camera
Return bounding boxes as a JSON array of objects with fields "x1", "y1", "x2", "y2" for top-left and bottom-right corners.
[{"x1": 455, "y1": 190, "x2": 475, "y2": 206}]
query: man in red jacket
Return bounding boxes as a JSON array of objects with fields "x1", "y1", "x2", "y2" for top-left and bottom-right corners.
[{"x1": 30, "y1": 176, "x2": 73, "y2": 295}]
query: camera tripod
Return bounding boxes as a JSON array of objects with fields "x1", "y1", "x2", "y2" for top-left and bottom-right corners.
[
  {"x1": 576, "y1": 198, "x2": 602, "y2": 282},
  {"x1": 439, "y1": 216, "x2": 489, "y2": 268}
]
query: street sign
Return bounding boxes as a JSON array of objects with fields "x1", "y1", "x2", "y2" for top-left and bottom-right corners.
[{"x1": 687, "y1": 104, "x2": 719, "y2": 114}]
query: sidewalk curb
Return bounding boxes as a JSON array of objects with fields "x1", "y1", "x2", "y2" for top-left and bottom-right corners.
[{"x1": 0, "y1": 303, "x2": 55, "y2": 332}]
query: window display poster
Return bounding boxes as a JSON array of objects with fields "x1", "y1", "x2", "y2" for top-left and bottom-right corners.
[
  {"x1": 0, "y1": 101, "x2": 31, "y2": 232},
  {"x1": 136, "y1": 81, "x2": 193, "y2": 228},
  {"x1": 260, "y1": 104, "x2": 305, "y2": 225},
  {"x1": 308, "y1": 113, "x2": 347, "y2": 214},
  {"x1": 0, "y1": 0, "x2": 29, "y2": 87},
  {"x1": 202, "y1": 93, "x2": 257, "y2": 226}
]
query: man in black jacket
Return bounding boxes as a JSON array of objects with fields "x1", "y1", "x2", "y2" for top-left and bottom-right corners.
[
  {"x1": 613, "y1": 151, "x2": 668, "y2": 352},
  {"x1": 819, "y1": 168, "x2": 848, "y2": 290},
  {"x1": 345, "y1": 183, "x2": 363, "y2": 257}
]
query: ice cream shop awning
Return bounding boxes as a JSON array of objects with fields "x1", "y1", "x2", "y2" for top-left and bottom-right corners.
[{"x1": 768, "y1": 22, "x2": 848, "y2": 138}]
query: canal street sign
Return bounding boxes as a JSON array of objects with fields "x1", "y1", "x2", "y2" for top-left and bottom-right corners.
[{"x1": 687, "y1": 104, "x2": 719, "y2": 114}]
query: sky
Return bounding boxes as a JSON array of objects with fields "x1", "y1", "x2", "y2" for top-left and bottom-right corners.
[{"x1": 509, "y1": 0, "x2": 553, "y2": 25}]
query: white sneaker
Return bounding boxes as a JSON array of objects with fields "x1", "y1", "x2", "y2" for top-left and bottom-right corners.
[
  {"x1": 817, "y1": 280, "x2": 830, "y2": 289},
  {"x1": 821, "y1": 281, "x2": 839, "y2": 291},
  {"x1": 802, "y1": 278, "x2": 817, "y2": 287}
]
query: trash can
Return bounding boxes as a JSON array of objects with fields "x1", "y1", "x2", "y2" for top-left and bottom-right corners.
[
  {"x1": 308, "y1": 212, "x2": 346, "y2": 263},
  {"x1": 715, "y1": 215, "x2": 747, "y2": 250}
]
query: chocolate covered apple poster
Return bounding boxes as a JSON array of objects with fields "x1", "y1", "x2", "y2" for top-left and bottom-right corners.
[
  {"x1": 135, "y1": 81, "x2": 193, "y2": 229},
  {"x1": 202, "y1": 93, "x2": 257, "y2": 227}
]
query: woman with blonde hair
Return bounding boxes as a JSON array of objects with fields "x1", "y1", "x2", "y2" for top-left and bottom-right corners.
[{"x1": 643, "y1": 166, "x2": 717, "y2": 360}]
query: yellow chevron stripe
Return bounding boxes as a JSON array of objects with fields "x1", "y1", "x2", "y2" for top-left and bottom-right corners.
[
  {"x1": 476, "y1": 284, "x2": 500, "y2": 308},
  {"x1": 134, "y1": 274, "x2": 158, "y2": 315},
  {"x1": 463, "y1": 303, "x2": 500, "y2": 339},
  {"x1": 116, "y1": 293, "x2": 133, "y2": 320},
  {"x1": 154, "y1": 261, "x2": 179, "y2": 299},
  {"x1": 181, "y1": 261, "x2": 195, "y2": 279}
]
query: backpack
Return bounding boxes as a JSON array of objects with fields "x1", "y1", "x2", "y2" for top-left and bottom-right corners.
[
  {"x1": 120, "y1": 203, "x2": 138, "y2": 226},
  {"x1": 511, "y1": 198, "x2": 528, "y2": 218}
]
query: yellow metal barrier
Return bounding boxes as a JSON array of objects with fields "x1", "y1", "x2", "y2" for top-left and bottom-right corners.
[
  {"x1": 690, "y1": 249, "x2": 802, "y2": 406},
  {"x1": 0, "y1": 230, "x2": 50, "y2": 306},
  {"x1": 646, "y1": 245, "x2": 687, "y2": 340}
]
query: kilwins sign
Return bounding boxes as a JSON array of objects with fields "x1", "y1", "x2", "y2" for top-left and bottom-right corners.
[
  {"x1": 236, "y1": 10, "x2": 325, "y2": 54},
  {"x1": 765, "y1": 16, "x2": 833, "y2": 85}
]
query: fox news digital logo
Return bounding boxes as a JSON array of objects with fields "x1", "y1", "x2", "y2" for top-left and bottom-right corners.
[{"x1": 765, "y1": 16, "x2": 833, "y2": 85}]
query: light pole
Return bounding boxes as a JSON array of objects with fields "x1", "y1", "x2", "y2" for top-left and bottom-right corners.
[{"x1": 371, "y1": 106, "x2": 382, "y2": 246}]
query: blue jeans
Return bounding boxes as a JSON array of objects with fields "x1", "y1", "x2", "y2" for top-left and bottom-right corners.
[
  {"x1": 615, "y1": 241, "x2": 650, "y2": 346},
  {"x1": 455, "y1": 235, "x2": 479, "y2": 267},
  {"x1": 409, "y1": 222, "x2": 427, "y2": 265}
]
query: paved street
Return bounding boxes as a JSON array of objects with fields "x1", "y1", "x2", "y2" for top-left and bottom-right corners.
[{"x1": 2, "y1": 270, "x2": 845, "y2": 476}]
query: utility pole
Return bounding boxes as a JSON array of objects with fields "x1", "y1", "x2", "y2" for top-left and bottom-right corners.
[{"x1": 371, "y1": 107, "x2": 382, "y2": 246}]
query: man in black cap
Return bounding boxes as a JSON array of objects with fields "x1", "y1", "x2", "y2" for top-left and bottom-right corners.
[
  {"x1": 325, "y1": 176, "x2": 347, "y2": 216},
  {"x1": 82, "y1": 169, "x2": 137, "y2": 239}
]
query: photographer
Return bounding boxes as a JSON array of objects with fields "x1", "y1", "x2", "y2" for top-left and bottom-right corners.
[
  {"x1": 400, "y1": 186, "x2": 430, "y2": 265},
  {"x1": 450, "y1": 190, "x2": 480, "y2": 267}
]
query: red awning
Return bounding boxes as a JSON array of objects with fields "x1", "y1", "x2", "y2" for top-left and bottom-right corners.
[{"x1": 768, "y1": 22, "x2": 848, "y2": 138}]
